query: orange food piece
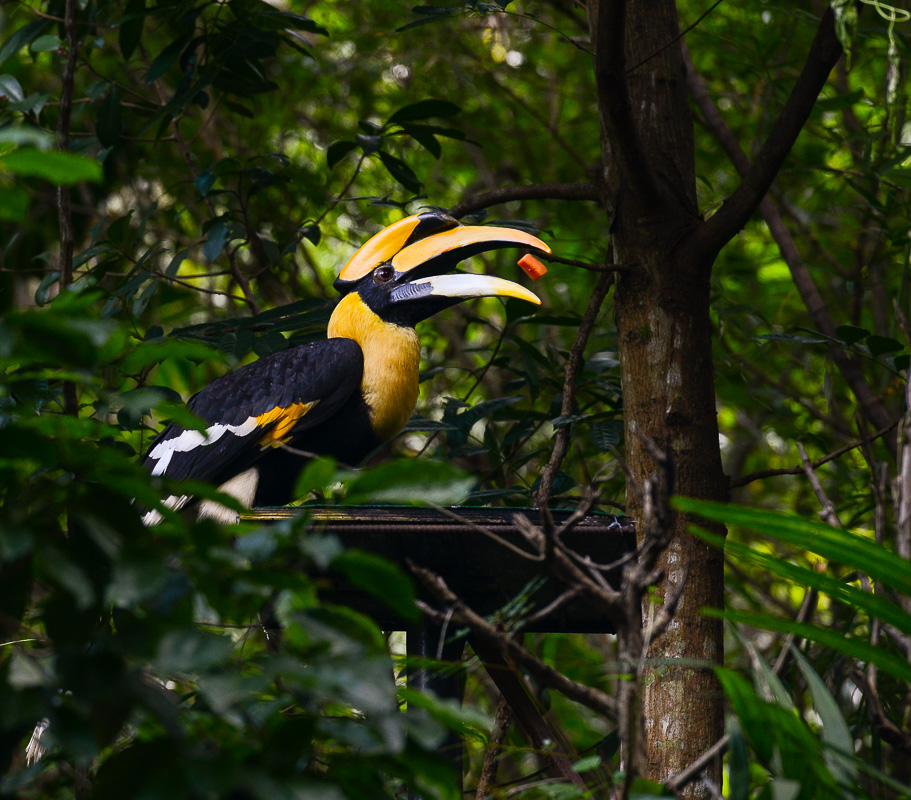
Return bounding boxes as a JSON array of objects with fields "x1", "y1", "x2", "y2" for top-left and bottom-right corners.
[{"x1": 518, "y1": 253, "x2": 548, "y2": 281}]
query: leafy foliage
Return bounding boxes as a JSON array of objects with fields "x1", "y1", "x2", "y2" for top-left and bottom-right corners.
[{"x1": 2, "y1": 0, "x2": 911, "y2": 797}]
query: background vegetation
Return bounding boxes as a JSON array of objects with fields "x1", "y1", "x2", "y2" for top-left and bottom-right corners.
[{"x1": 1, "y1": 0, "x2": 910, "y2": 798}]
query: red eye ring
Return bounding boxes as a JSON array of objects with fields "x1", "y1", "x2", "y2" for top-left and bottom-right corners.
[{"x1": 375, "y1": 266, "x2": 394, "y2": 283}]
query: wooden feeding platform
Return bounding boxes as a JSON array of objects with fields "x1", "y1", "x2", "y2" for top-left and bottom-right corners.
[
  {"x1": 240, "y1": 505, "x2": 636, "y2": 794},
  {"x1": 240, "y1": 506, "x2": 636, "y2": 634}
]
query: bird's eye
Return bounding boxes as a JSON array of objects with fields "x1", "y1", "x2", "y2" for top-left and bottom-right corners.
[{"x1": 374, "y1": 266, "x2": 394, "y2": 283}]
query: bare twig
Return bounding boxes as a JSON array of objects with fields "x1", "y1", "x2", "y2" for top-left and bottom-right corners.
[
  {"x1": 449, "y1": 182, "x2": 602, "y2": 219},
  {"x1": 56, "y1": 0, "x2": 79, "y2": 416},
  {"x1": 411, "y1": 567, "x2": 617, "y2": 719},
  {"x1": 535, "y1": 269, "x2": 614, "y2": 507},
  {"x1": 683, "y1": 39, "x2": 896, "y2": 452},
  {"x1": 686, "y1": 7, "x2": 845, "y2": 262},
  {"x1": 732, "y1": 419, "x2": 898, "y2": 489},
  {"x1": 474, "y1": 694, "x2": 513, "y2": 798}
]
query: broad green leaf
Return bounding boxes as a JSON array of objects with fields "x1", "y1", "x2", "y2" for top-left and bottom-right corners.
[
  {"x1": 835, "y1": 324, "x2": 869, "y2": 346},
  {"x1": 387, "y1": 99, "x2": 460, "y2": 125},
  {"x1": 332, "y1": 550, "x2": 419, "y2": 623},
  {"x1": 343, "y1": 459, "x2": 475, "y2": 506},
  {"x1": 377, "y1": 150, "x2": 422, "y2": 193},
  {"x1": 327, "y1": 139, "x2": 357, "y2": 168},
  {"x1": 728, "y1": 720, "x2": 750, "y2": 800},
  {"x1": 399, "y1": 687, "x2": 492, "y2": 743},
  {"x1": 0, "y1": 73, "x2": 24, "y2": 102},
  {"x1": 0, "y1": 20, "x2": 51, "y2": 69},
  {"x1": 118, "y1": 0, "x2": 146, "y2": 60},
  {"x1": 293, "y1": 456, "x2": 340, "y2": 499},
  {"x1": 865, "y1": 335, "x2": 903, "y2": 358},
  {"x1": 29, "y1": 35, "x2": 63, "y2": 54},
  {"x1": 696, "y1": 529, "x2": 911, "y2": 637},
  {"x1": 673, "y1": 498, "x2": 911, "y2": 595},
  {"x1": 154, "y1": 628, "x2": 234, "y2": 675},
  {"x1": 712, "y1": 609, "x2": 911, "y2": 683},
  {"x1": 1, "y1": 148, "x2": 103, "y2": 184},
  {"x1": 791, "y1": 647, "x2": 857, "y2": 788},
  {"x1": 0, "y1": 125, "x2": 54, "y2": 149},
  {"x1": 146, "y1": 35, "x2": 192, "y2": 82},
  {"x1": 202, "y1": 219, "x2": 229, "y2": 262},
  {"x1": 97, "y1": 89, "x2": 122, "y2": 147}
]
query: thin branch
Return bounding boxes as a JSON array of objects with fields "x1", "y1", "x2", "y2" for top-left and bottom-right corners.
[
  {"x1": 665, "y1": 734, "x2": 730, "y2": 793},
  {"x1": 411, "y1": 566, "x2": 617, "y2": 719},
  {"x1": 469, "y1": 637, "x2": 588, "y2": 791},
  {"x1": 627, "y1": 0, "x2": 726, "y2": 74},
  {"x1": 474, "y1": 694, "x2": 513, "y2": 799},
  {"x1": 474, "y1": 59, "x2": 591, "y2": 171},
  {"x1": 683, "y1": 38, "x2": 896, "y2": 452},
  {"x1": 732, "y1": 419, "x2": 899, "y2": 488},
  {"x1": 534, "y1": 269, "x2": 614, "y2": 507},
  {"x1": 686, "y1": 6, "x2": 845, "y2": 262},
  {"x1": 449, "y1": 181, "x2": 602, "y2": 219},
  {"x1": 56, "y1": 0, "x2": 78, "y2": 416},
  {"x1": 797, "y1": 443, "x2": 842, "y2": 527}
]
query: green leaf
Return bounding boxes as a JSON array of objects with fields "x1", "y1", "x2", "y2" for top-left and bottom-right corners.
[
  {"x1": 343, "y1": 459, "x2": 475, "y2": 506},
  {"x1": 728, "y1": 720, "x2": 750, "y2": 800},
  {"x1": 866, "y1": 335, "x2": 903, "y2": 358},
  {"x1": 300, "y1": 223, "x2": 321, "y2": 245},
  {"x1": 96, "y1": 89, "x2": 122, "y2": 147},
  {"x1": 790, "y1": 647, "x2": 857, "y2": 788},
  {"x1": 591, "y1": 419, "x2": 622, "y2": 451},
  {"x1": 0, "y1": 125, "x2": 54, "y2": 149},
  {"x1": 202, "y1": 219, "x2": 229, "y2": 262},
  {"x1": 34, "y1": 270, "x2": 60, "y2": 305},
  {"x1": 713, "y1": 609, "x2": 911, "y2": 683},
  {"x1": 146, "y1": 35, "x2": 192, "y2": 82},
  {"x1": 327, "y1": 140, "x2": 357, "y2": 168},
  {"x1": 755, "y1": 333, "x2": 825, "y2": 345},
  {"x1": 154, "y1": 628, "x2": 234, "y2": 675},
  {"x1": 0, "y1": 20, "x2": 51, "y2": 69},
  {"x1": 1, "y1": 148, "x2": 103, "y2": 184},
  {"x1": 332, "y1": 550, "x2": 419, "y2": 623},
  {"x1": 700, "y1": 530, "x2": 911, "y2": 637},
  {"x1": 356, "y1": 132, "x2": 383, "y2": 155},
  {"x1": 835, "y1": 324, "x2": 869, "y2": 346},
  {"x1": 0, "y1": 74, "x2": 24, "y2": 103},
  {"x1": 257, "y1": 9, "x2": 329, "y2": 36},
  {"x1": 251, "y1": 329, "x2": 289, "y2": 356},
  {"x1": 387, "y1": 99, "x2": 460, "y2": 125},
  {"x1": 119, "y1": 0, "x2": 146, "y2": 61},
  {"x1": 400, "y1": 686, "x2": 492, "y2": 742},
  {"x1": 377, "y1": 150, "x2": 422, "y2": 193},
  {"x1": 29, "y1": 35, "x2": 63, "y2": 54},
  {"x1": 293, "y1": 456, "x2": 340, "y2": 499},
  {"x1": 673, "y1": 498, "x2": 911, "y2": 596},
  {"x1": 407, "y1": 129, "x2": 442, "y2": 158}
]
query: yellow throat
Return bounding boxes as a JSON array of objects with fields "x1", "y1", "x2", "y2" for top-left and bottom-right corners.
[{"x1": 327, "y1": 293, "x2": 421, "y2": 443}]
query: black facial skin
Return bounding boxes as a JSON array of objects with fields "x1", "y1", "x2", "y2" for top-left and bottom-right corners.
[{"x1": 353, "y1": 265, "x2": 462, "y2": 328}]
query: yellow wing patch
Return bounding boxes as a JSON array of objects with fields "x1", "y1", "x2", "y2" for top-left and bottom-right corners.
[{"x1": 257, "y1": 400, "x2": 318, "y2": 448}]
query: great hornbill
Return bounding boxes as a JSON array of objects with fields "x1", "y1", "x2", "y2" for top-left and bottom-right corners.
[{"x1": 141, "y1": 211, "x2": 550, "y2": 523}]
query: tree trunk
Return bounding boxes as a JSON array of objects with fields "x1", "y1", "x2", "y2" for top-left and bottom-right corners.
[{"x1": 588, "y1": 0, "x2": 729, "y2": 793}]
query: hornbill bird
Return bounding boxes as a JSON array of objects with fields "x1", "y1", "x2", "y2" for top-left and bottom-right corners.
[{"x1": 142, "y1": 211, "x2": 550, "y2": 523}]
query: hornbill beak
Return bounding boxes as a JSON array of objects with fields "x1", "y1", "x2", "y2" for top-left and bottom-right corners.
[
  {"x1": 388, "y1": 272, "x2": 542, "y2": 307},
  {"x1": 333, "y1": 212, "x2": 551, "y2": 306}
]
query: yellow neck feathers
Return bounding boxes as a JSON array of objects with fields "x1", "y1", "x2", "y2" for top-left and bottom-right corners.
[{"x1": 328, "y1": 293, "x2": 421, "y2": 442}]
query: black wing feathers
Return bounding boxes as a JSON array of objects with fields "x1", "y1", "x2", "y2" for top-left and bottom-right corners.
[{"x1": 143, "y1": 338, "x2": 364, "y2": 485}]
